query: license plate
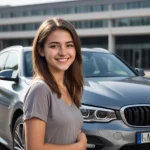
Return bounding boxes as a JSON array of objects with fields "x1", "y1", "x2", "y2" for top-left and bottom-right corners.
[{"x1": 137, "y1": 132, "x2": 150, "y2": 144}]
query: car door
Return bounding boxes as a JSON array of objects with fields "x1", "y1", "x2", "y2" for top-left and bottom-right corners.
[
  {"x1": 0, "y1": 51, "x2": 19, "y2": 145},
  {"x1": 0, "y1": 51, "x2": 9, "y2": 140}
]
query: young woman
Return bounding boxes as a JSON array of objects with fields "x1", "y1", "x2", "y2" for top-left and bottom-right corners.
[{"x1": 23, "y1": 18, "x2": 87, "y2": 150}]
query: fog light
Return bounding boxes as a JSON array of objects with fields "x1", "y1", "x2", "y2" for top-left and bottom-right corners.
[{"x1": 87, "y1": 144, "x2": 95, "y2": 148}]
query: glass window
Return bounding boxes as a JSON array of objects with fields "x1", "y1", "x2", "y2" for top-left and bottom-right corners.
[
  {"x1": 31, "y1": 9, "x2": 44, "y2": 16},
  {"x1": 103, "y1": 20, "x2": 108, "y2": 27},
  {"x1": 72, "y1": 20, "x2": 108, "y2": 29},
  {"x1": 44, "y1": 9, "x2": 54, "y2": 15},
  {"x1": 0, "y1": 52, "x2": 9, "y2": 71},
  {"x1": 1, "y1": 51, "x2": 19, "y2": 78},
  {"x1": 113, "y1": 3, "x2": 126, "y2": 10},
  {"x1": 3, "y1": 25, "x2": 11, "y2": 32},
  {"x1": 4, "y1": 52, "x2": 18, "y2": 71},
  {"x1": 0, "y1": 19, "x2": 109, "y2": 32},
  {"x1": 24, "y1": 24, "x2": 35, "y2": 30},
  {"x1": 24, "y1": 51, "x2": 33, "y2": 77},
  {"x1": 11, "y1": 24, "x2": 23, "y2": 31},
  {"x1": 76, "y1": 6, "x2": 85, "y2": 13},
  {"x1": 10, "y1": 11, "x2": 22, "y2": 17},
  {"x1": 114, "y1": 18, "x2": 130, "y2": 27},
  {"x1": 53, "y1": 8, "x2": 60, "y2": 15},
  {"x1": 131, "y1": 18, "x2": 141, "y2": 26},
  {"x1": 59, "y1": 7, "x2": 68, "y2": 14},
  {"x1": 35, "y1": 23, "x2": 41, "y2": 30},
  {"x1": 76, "y1": 5, "x2": 92, "y2": 13},
  {"x1": 101, "y1": 4, "x2": 108, "y2": 11},
  {"x1": 92, "y1": 5, "x2": 102, "y2": 12},
  {"x1": 82, "y1": 51, "x2": 136, "y2": 77},
  {"x1": 1, "y1": 12, "x2": 10, "y2": 18},
  {"x1": 142, "y1": 17, "x2": 150, "y2": 25},
  {"x1": 113, "y1": 1, "x2": 149, "y2": 10},
  {"x1": 143, "y1": 0, "x2": 150, "y2": 8},
  {"x1": 67, "y1": 7, "x2": 76, "y2": 14},
  {"x1": 114, "y1": 17, "x2": 150, "y2": 27},
  {"x1": 127, "y1": 2, "x2": 141, "y2": 9},
  {"x1": 0, "y1": 26, "x2": 3, "y2": 32},
  {"x1": 23, "y1": 11, "x2": 31, "y2": 16},
  {"x1": 93, "y1": 20, "x2": 99, "y2": 27}
]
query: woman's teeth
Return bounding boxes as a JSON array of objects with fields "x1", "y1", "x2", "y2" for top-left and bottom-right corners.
[{"x1": 57, "y1": 58, "x2": 68, "y2": 62}]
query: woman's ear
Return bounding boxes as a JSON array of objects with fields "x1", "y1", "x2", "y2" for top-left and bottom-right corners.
[{"x1": 38, "y1": 47, "x2": 45, "y2": 57}]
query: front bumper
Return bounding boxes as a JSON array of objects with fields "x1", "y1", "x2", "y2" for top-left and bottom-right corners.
[{"x1": 82, "y1": 120, "x2": 150, "y2": 150}]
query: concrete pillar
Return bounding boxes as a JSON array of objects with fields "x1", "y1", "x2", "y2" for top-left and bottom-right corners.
[
  {"x1": 108, "y1": 4, "x2": 116, "y2": 53},
  {"x1": 108, "y1": 34, "x2": 115, "y2": 53}
]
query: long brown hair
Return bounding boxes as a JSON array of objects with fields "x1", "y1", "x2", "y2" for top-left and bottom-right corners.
[{"x1": 32, "y1": 18, "x2": 83, "y2": 108}]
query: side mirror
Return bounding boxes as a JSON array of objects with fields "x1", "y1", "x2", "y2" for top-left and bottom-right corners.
[
  {"x1": 135, "y1": 68, "x2": 145, "y2": 76},
  {"x1": 0, "y1": 69, "x2": 18, "y2": 82}
]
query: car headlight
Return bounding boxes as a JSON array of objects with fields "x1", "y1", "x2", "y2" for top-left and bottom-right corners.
[{"x1": 80, "y1": 105, "x2": 117, "y2": 122}]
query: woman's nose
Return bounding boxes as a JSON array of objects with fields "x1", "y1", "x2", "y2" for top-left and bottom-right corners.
[{"x1": 59, "y1": 46, "x2": 67, "y2": 55}]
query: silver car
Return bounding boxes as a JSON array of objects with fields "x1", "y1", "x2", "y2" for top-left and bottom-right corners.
[{"x1": 0, "y1": 46, "x2": 150, "y2": 150}]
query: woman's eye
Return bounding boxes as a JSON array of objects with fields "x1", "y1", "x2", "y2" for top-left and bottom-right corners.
[
  {"x1": 67, "y1": 44, "x2": 74, "y2": 48},
  {"x1": 50, "y1": 45, "x2": 58, "y2": 48}
]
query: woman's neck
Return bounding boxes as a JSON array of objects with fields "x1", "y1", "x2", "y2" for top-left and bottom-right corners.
[{"x1": 52, "y1": 71, "x2": 65, "y2": 87}]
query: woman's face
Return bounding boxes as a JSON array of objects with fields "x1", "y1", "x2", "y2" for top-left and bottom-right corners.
[{"x1": 39, "y1": 29, "x2": 76, "y2": 74}]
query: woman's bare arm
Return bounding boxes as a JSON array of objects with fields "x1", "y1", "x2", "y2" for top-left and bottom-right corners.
[{"x1": 24, "y1": 118, "x2": 87, "y2": 150}]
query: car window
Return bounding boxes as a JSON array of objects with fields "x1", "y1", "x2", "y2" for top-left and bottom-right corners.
[
  {"x1": 82, "y1": 54, "x2": 101, "y2": 77},
  {"x1": 82, "y1": 51, "x2": 136, "y2": 77},
  {"x1": 2, "y1": 51, "x2": 19, "y2": 78},
  {"x1": 24, "y1": 51, "x2": 33, "y2": 77},
  {"x1": 0, "y1": 52, "x2": 9, "y2": 72},
  {"x1": 102, "y1": 56, "x2": 129, "y2": 76}
]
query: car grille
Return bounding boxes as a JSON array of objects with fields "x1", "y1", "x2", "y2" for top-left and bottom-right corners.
[{"x1": 121, "y1": 105, "x2": 150, "y2": 126}]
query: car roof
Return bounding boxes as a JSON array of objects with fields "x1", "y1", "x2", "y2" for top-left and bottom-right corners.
[
  {"x1": 82, "y1": 48, "x2": 109, "y2": 53},
  {"x1": 0, "y1": 45, "x2": 24, "y2": 53},
  {"x1": 0, "y1": 46, "x2": 110, "y2": 54}
]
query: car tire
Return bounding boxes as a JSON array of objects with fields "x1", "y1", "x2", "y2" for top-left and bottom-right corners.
[{"x1": 12, "y1": 115, "x2": 25, "y2": 150}]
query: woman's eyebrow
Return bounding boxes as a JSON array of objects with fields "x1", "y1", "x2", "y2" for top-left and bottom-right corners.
[
  {"x1": 66, "y1": 41, "x2": 74, "y2": 44},
  {"x1": 48, "y1": 42, "x2": 59, "y2": 45},
  {"x1": 48, "y1": 41, "x2": 74, "y2": 45}
]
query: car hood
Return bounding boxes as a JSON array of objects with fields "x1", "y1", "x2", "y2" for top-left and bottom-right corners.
[{"x1": 82, "y1": 76, "x2": 150, "y2": 110}]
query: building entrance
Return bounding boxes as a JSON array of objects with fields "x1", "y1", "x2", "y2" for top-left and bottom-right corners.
[
  {"x1": 117, "y1": 48, "x2": 150, "y2": 69},
  {"x1": 116, "y1": 35, "x2": 150, "y2": 70}
]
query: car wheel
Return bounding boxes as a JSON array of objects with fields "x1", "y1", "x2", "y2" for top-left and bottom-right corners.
[{"x1": 13, "y1": 115, "x2": 25, "y2": 150}]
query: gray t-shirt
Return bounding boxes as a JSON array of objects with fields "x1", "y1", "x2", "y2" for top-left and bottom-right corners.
[{"x1": 23, "y1": 80, "x2": 83, "y2": 144}]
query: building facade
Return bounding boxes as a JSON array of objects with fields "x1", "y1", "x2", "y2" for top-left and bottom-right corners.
[{"x1": 0, "y1": 0, "x2": 150, "y2": 69}]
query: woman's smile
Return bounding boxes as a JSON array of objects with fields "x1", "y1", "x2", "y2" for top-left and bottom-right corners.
[{"x1": 55, "y1": 58, "x2": 69, "y2": 63}]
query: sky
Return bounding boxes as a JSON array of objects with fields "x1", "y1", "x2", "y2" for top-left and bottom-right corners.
[{"x1": 0, "y1": 0, "x2": 75, "y2": 6}]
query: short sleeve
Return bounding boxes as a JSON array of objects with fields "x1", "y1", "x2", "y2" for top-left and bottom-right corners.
[{"x1": 23, "y1": 82, "x2": 51, "y2": 122}]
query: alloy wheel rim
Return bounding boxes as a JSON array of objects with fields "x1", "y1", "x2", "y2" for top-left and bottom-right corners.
[{"x1": 14, "y1": 122, "x2": 25, "y2": 150}]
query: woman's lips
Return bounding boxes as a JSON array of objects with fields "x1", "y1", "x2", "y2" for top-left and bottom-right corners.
[{"x1": 56, "y1": 58, "x2": 69, "y2": 62}]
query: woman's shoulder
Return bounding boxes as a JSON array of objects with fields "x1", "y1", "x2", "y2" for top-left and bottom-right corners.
[{"x1": 29, "y1": 79, "x2": 51, "y2": 94}]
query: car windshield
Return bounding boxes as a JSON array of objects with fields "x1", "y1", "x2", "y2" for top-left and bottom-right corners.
[
  {"x1": 24, "y1": 51, "x2": 136, "y2": 77},
  {"x1": 82, "y1": 51, "x2": 136, "y2": 77}
]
